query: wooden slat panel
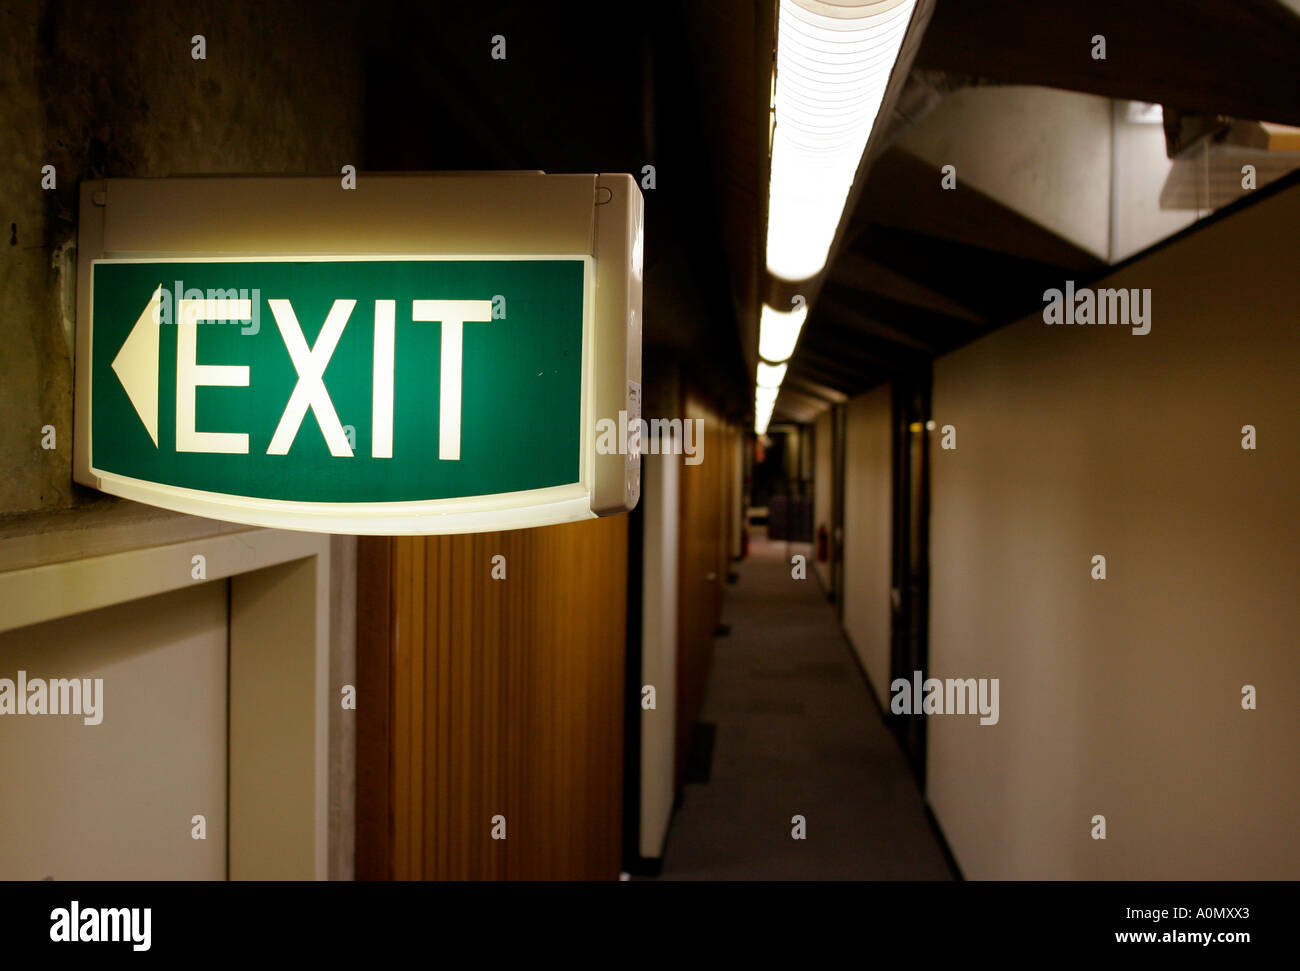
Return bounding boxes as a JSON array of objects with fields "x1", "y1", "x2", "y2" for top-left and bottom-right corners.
[
  {"x1": 357, "y1": 516, "x2": 627, "y2": 880},
  {"x1": 675, "y1": 390, "x2": 730, "y2": 787},
  {"x1": 392, "y1": 538, "x2": 412, "y2": 879}
]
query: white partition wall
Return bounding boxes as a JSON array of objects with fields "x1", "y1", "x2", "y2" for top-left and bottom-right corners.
[
  {"x1": 841, "y1": 384, "x2": 893, "y2": 709},
  {"x1": 0, "y1": 582, "x2": 229, "y2": 880},
  {"x1": 639, "y1": 446, "x2": 680, "y2": 861},
  {"x1": 927, "y1": 184, "x2": 1300, "y2": 879},
  {"x1": 0, "y1": 526, "x2": 334, "y2": 880}
]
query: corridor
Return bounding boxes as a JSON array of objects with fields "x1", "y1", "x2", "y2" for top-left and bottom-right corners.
[
  {"x1": 2, "y1": 0, "x2": 1297, "y2": 944},
  {"x1": 657, "y1": 533, "x2": 954, "y2": 880}
]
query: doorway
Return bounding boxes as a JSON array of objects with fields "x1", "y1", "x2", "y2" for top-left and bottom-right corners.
[{"x1": 889, "y1": 369, "x2": 932, "y2": 788}]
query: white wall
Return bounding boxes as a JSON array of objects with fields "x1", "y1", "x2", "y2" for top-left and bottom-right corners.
[
  {"x1": 812, "y1": 410, "x2": 833, "y2": 590},
  {"x1": 328, "y1": 534, "x2": 357, "y2": 881},
  {"x1": 0, "y1": 582, "x2": 228, "y2": 879},
  {"x1": 0, "y1": 521, "x2": 338, "y2": 880},
  {"x1": 842, "y1": 385, "x2": 893, "y2": 709},
  {"x1": 640, "y1": 447, "x2": 679, "y2": 859},
  {"x1": 927, "y1": 183, "x2": 1300, "y2": 879}
]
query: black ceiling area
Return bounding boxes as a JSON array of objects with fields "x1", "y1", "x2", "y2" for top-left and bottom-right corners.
[
  {"x1": 356, "y1": 0, "x2": 1300, "y2": 427},
  {"x1": 357, "y1": 1, "x2": 759, "y2": 421}
]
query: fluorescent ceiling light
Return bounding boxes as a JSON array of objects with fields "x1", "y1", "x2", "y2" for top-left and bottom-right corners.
[
  {"x1": 756, "y1": 361, "x2": 788, "y2": 389},
  {"x1": 755, "y1": 385, "x2": 779, "y2": 435},
  {"x1": 766, "y1": 0, "x2": 916, "y2": 282},
  {"x1": 758, "y1": 302, "x2": 808, "y2": 363}
]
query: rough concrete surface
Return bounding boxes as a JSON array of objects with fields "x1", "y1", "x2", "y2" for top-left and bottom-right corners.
[{"x1": 1, "y1": 0, "x2": 364, "y2": 517}]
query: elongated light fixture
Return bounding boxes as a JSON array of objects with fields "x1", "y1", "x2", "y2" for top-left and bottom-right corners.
[
  {"x1": 758, "y1": 302, "x2": 808, "y2": 364},
  {"x1": 756, "y1": 361, "x2": 788, "y2": 389},
  {"x1": 756, "y1": 0, "x2": 916, "y2": 436},
  {"x1": 755, "y1": 386, "x2": 780, "y2": 436},
  {"x1": 766, "y1": 0, "x2": 916, "y2": 283}
]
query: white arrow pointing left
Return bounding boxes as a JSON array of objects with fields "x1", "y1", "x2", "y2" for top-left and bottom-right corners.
[{"x1": 110, "y1": 286, "x2": 163, "y2": 447}]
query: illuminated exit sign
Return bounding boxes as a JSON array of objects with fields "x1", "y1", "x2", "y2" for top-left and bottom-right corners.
[{"x1": 74, "y1": 175, "x2": 643, "y2": 533}]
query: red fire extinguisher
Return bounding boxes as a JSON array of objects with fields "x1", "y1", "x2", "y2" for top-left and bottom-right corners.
[{"x1": 816, "y1": 524, "x2": 829, "y2": 562}]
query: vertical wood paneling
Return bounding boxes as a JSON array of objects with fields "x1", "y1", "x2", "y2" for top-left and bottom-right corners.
[
  {"x1": 357, "y1": 515, "x2": 627, "y2": 880},
  {"x1": 675, "y1": 390, "x2": 730, "y2": 786},
  {"x1": 391, "y1": 538, "x2": 412, "y2": 879}
]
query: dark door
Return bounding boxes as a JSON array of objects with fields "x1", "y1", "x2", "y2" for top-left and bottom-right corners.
[{"x1": 889, "y1": 369, "x2": 932, "y2": 788}]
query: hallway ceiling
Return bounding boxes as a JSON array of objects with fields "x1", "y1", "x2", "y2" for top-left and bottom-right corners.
[
  {"x1": 360, "y1": 2, "x2": 759, "y2": 419},
  {"x1": 357, "y1": 1, "x2": 1300, "y2": 426},
  {"x1": 771, "y1": 0, "x2": 1300, "y2": 422}
]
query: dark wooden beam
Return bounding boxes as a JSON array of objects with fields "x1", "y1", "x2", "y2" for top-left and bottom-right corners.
[
  {"x1": 803, "y1": 319, "x2": 933, "y2": 372},
  {"x1": 821, "y1": 284, "x2": 978, "y2": 354},
  {"x1": 830, "y1": 247, "x2": 985, "y2": 323},
  {"x1": 785, "y1": 353, "x2": 870, "y2": 394},
  {"x1": 914, "y1": 0, "x2": 1300, "y2": 127},
  {"x1": 846, "y1": 223, "x2": 1083, "y2": 326}
]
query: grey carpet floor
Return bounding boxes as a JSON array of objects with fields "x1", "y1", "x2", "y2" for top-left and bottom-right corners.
[{"x1": 654, "y1": 535, "x2": 955, "y2": 880}]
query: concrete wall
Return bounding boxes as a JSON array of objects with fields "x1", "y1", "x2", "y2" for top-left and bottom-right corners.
[
  {"x1": 898, "y1": 86, "x2": 1112, "y2": 260},
  {"x1": 841, "y1": 385, "x2": 892, "y2": 709},
  {"x1": 927, "y1": 183, "x2": 1300, "y2": 879},
  {"x1": 811, "y1": 410, "x2": 833, "y2": 590},
  {"x1": 1, "y1": 0, "x2": 363, "y2": 518},
  {"x1": 1110, "y1": 101, "x2": 1200, "y2": 262}
]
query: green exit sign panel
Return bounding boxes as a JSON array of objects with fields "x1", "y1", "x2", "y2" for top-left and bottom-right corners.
[{"x1": 90, "y1": 257, "x2": 588, "y2": 507}]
